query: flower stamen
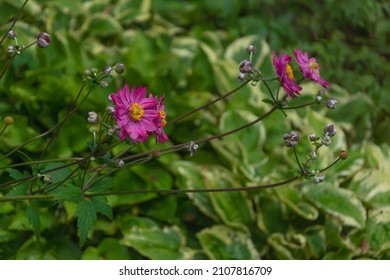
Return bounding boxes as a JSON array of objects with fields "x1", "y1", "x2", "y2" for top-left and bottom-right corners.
[
  {"x1": 286, "y1": 64, "x2": 295, "y2": 80},
  {"x1": 129, "y1": 103, "x2": 144, "y2": 122}
]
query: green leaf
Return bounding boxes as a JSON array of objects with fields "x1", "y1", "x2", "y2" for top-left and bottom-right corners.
[
  {"x1": 122, "y1": 225, "x2": 192, "y2": 260},
  {"x1": 50, "y1": 184, "x2": 83, "y2": 203},
  {"x1": 197, "y1": 225, "x2": 259, "y2": 260},
  {"x1": 90, "y1": 197, "x2": 113, "y2": 220},
  {"x1": 170, "y1": 161, "x2": 219, "y2": 221},
  {"x1": 275, "y1": 187, "x2": 319, "y2": 221},
  {"x1": 5, "y1": 168, "x2": 30, "y2": 196},
  {"x1": 366, "y1": 207, "x2": 390, "y2": 253},
  {"x1": 202, "y1": 166, "x2": 255, "y2": 229},
  {"x1": 303, "y1": 183, "x2": 366, "y2": 228},
  {"x1": 26, "y1": 205, "x2": 41, "y2": 240},
  {"x1": 87, "y1": 177, "x2": 113, "y2": 193},
  {"x1": 81, "y1": 14, "x2": 123, "y2": 37},
  {"x1": 76, "y1": 200, "x2": 97, "y2": 246}
]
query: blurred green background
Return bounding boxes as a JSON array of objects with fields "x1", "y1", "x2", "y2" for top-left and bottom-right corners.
[{"x1": 0, "y1": 0, "x2": 389, "y2": 259}]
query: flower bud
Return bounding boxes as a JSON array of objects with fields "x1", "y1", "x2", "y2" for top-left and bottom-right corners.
[
  {"x1": 188, "y1": 141, "x2": 199, "y2": 157},
  {"x1": 247, "y1": 44, "x2": 256, "y2": 54},
  {"x1": 100, "y1": 81, "x2": 109, "y2": 88},
  {"x1": 7, "y1": 30, "x2": 17, "y2": 39},
  {"x1": 322, "y1": 135, "x2": 332, "y2": 146},
  {"x1": 103, "y1": 66, "x2": 112, "y2": 74},
  {"x1": 84, "y1": 69, "x2": 92, "y2": 76},
  {"x1": 317, "y1": 89, "x2": 326, "y2": 96},
  {"x1": 326, "y1": 98, "x2": 337, "y2": 109},
  {"x1": 7, "y1": 45, "x2": 17, "y2": 54},
  {"x1": 105, "y1": 105, "x2": 115, "y2": 115},
  {"x1": 43, "y1": 175, "x2": 52, "y2": 184},
  {"x1": 117, "y1": 159, "x2": 124, "y2": 167},
  {"x1": 37, "y1": 32, "x2": 51, "y2": 48},
  {"x1": 339, "y1": 150, "x2": 348, "y2": 160},
  {"x1": 324, "y1": 124, "x2": 336, "y2": 137},
  {"x1": 87, "y1": 111, "x2": 99, "y2": 124},
  {"x1": 239, "y1": 60, "x2": 253, "y2": 73},
  {"x1": 313, "y1": 174, "x2": 325, "y2": 183},
  {"x1": 309, "y1": 134, "x2": 317, "y2": 141},
  {"x1": 114, "y1": 63, "x2": 125, "y2": 74},
  {"x1": 237, "y1": 72, "x2": 248, "y2": 81},
  {"x1": 283, "y1": 131, "x2": 299, "y2": 147},
  {"x1": 4, "y1": 116, "x2": 14, "y2": 125}
]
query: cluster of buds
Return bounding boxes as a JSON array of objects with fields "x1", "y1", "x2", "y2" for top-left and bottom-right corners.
[
  {"x1": 6, "y1": 30, "x2": 51, "y2": 55},
  {"x1": 83, "y1": 63, "x2": 125, "y2": 88},
  {"x1": 316, "y1": 89, "x2": 337, "y2": 109},
  {"x1": 237, "y1": 45, "x2": 257, "y2": 81}
]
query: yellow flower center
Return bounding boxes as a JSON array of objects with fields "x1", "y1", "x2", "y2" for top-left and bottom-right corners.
[
  {"x1": 309, "y1": 61, "x2": 319, "y2": 72},
  {"x1": 286, "y1": 64, "x2": 295, "y2": 80},
  {"x1": 159, "y1": 110, "x2": 167, "y2": 127},
  {"x1": 129, "y1": 103, "x2": 144, "y2": 122}
]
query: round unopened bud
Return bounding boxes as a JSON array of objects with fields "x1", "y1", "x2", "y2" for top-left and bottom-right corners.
[
  {"x1": 309, "y1": 150, "x2": 318, "y2": 160},
  {"x1": 84, "y1": 69, "x2": 92, "y2": 76},
  {"x1": 4, "y1": 116, "x2": 14, "y2": 125},
  {"x1": 322, "y1": 135, "x2": 332, "y2": 146},
  {"x1": 317, "y1": 89, "x2": 326, "y2": 96},
  {"x1": 339, "y1": 150, "x2": 348, "y2": 160},
  {"x1": 326, "y1": 98, "x2": 337, "y2": 109},
  {"x1": 247, "y1": 44, "x2": 256, "y2": 54},
  {"x1": 7, "y1": 30, "x2": 17, "y2": 39},
  {"x1": 87, "y1": 111, "x2": 99, "y2": 124},
  {"x1": 105, "y1": 105, "x2": 115, "y2": 115},
  {"x1": 103, "y1": 66, "x2": 112, "y2": 74},
  {"x1": 237, "y1": 72, "x2": 248, "y2": 81},
  {"x1": 37, "y1": 32, "x2": 51, "y2": 48},
  {"x1": 313, "y1": 174, "x2": 325, "y2": 183},
  {"x1": 43, "y1": 175, "x2": 52, "y2": 184},
  {"x1": 324, "y1": 124, "x2": 337, "y2": 137},
  {"x1": 100, "y1": 81, "x2": 109, "y2": 88},
  {"x1": 114, "y1": 63, "x2": 125, "y2": 74},
  {"x1": 7, "y1": 45, "x2": 17, "y2": 54},
  {"x1": 117, "y1": 159, "x2": 124, "y2": 167},
  {"x1": 309, "y1": 134, "x2": 317, "y2": 141},
  {"x1": 316, "y1": 95, "x2": 323, "y2": 103},
  {"x1": 239, "y1": 59, "x2": 253, "y2": 73}
]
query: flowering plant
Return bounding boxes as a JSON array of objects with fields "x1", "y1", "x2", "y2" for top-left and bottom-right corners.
[{"x1": 1, "y1": 0, "x2": 387, "y2": 261}]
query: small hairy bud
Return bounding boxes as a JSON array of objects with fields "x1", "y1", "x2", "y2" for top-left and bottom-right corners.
[
  {"x1": 309, "y1": 134, "x2": 317, "y2": 141},
  {"x1": 326, "y1": 98, "x2": 337, "y2": 109},
  {"x1": 105, "y1": 105, "x2": 115, "y2": 115},
  {"x1": 87, "y1": 111, "x2": 99, "y2": 124},
  {"x1": 7, "y1": 30, "x2": 17, "y2": 39},
  {"x1": 246, "y1": 44, "x2": 256, "y2": 54},
  {"x1": 339, "y1": 150, "x2": 348, "y2": 160},
  {"x1": 103, "y1": 66, "x2": 112, "y2": 74},
  {"x1": 114, "y1": 63, "x2": 125, "y2": 74},
  {"x1": 4, "y1": 116, "x2": 14, "y2": 125},
  {"x1": 7, "y1": 45, "x2": 17, "y2": 54},
  {"x1": 324, "y1": 124, "x2": 337, "y2": 137},
  {"x1": 239, "y1": 60, "x2": 253, "y2": 73}
]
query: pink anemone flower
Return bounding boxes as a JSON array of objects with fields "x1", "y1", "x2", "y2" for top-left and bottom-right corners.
[
  {"x1": 272, "y1": 51, "x2": 302, "y2": 98},
  {"x1": 110, "y1": 84, "x2": 160, "y2": 142},
  {"x1": 294, "y1": 49, "x2": 330, "y2": 89}
]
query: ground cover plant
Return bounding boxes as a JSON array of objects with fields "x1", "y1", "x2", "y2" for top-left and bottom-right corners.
[{"x1": 0, "y1": 0, "x2": 389, "y2": 260}]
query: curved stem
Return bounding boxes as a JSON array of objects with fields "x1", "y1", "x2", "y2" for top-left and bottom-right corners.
[
  {"x1": 283, "y1": 101, "x2": 318, "y2": 110},
  {"x1": 167, "y1": 80, "x2": 250, "y2": 126}
]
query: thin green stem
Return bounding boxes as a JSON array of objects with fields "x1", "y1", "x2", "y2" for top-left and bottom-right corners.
[
  {"x1": 40, "y1": 83, "x2": 90, "y2": 158},
  {"x1": 293, "y1": 146, "x2": 303, "y2": 173},
  {"x1": 0, "y1": 124, "x2": 8, "y2": 136},
  {"x1": 167, "y1": 80, "x2": 250, "y2": 126},
  {"x1": 0, "y1": 0, "x2": 29, "y2": 46},
  {"x1": 283, "y1": 101, "x2": 318, "y2": 110}
]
